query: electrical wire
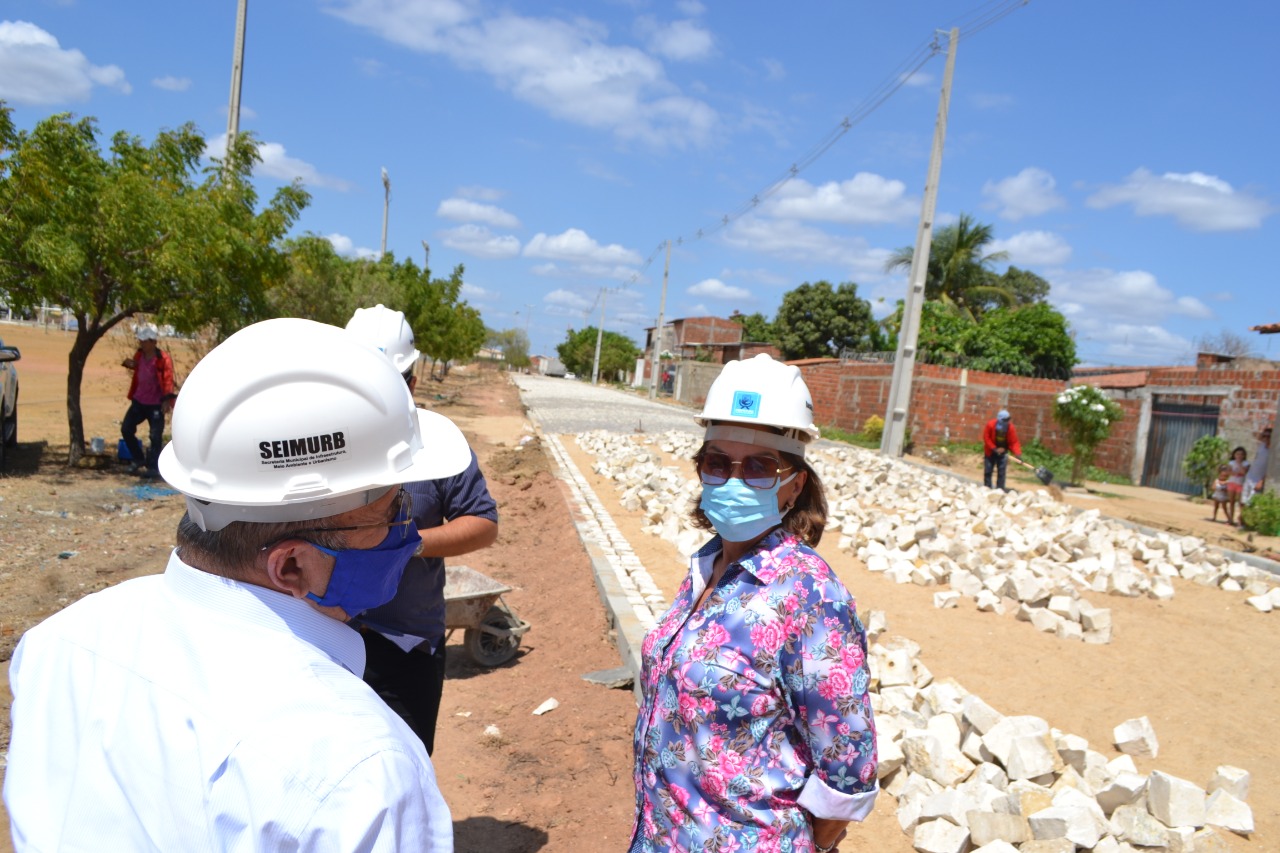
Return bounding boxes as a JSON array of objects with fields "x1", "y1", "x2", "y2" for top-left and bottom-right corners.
[{"x1": 599, "y1": 0, "x2": 1031, "y2": 309}]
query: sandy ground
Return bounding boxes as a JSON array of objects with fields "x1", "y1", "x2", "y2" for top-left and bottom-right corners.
[{"x1": 1, "y1": 320, "x2": 1275, "y2": 851}]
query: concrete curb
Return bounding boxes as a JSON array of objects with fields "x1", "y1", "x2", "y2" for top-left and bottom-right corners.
[{"x1": 524, "y1": 416, "x2": 661, "y2": 702}]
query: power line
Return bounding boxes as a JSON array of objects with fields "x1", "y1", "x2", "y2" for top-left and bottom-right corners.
[{"x1": 607, "y1": 0, "x2": 1030, "y2": 302}]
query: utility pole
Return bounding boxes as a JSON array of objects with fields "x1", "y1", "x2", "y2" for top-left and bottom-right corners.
[
  {"x1": 421, "y1": 240, "x2": 430, "y2": 271},
  {"x1": 592, "y1": 288, "x2": 608, "y2": 386},
  {"x1": 225, "y1": 0, "x2": 248, "y2": 167},
  {"x1": 648, "y1": 239, "x2": 671, "y2": 401},
  {"x1": 881, "y1": 27, "x2": 958, "y2": 458},
  {"x1": 380, "y1": 168, "x2": 391, "y2": 259}
]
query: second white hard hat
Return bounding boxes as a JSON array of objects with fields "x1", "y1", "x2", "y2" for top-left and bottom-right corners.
[
  {"x1": 345, "y1": 304, "x2": 420, "y2": 374},
  {"x1": 158, "y1": 317, "x2": 469, "y2": 531},
  {"x1": 696, "y1": 354, "x2": 819, "y2": 453}
]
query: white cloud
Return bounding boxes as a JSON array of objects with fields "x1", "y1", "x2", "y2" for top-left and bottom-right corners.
[
  {"x1": 988, "y1": 230, "x2": 1072, "y2": 266},
  {"x1": 436, "y1": 198, "x2": 521, "y2": 229},
  {"x1": 151, "y1": 75, "x2": 191, "y2": 92},
  {"x1": 675, "y1": 0, "x2": 706, "y2": 15},
  {"x1": 456, "y1": 185, "x2": 506, "y2": 202},
  {"x1": 1074, "y1": 323, "x2": 1195, "y2": 367},
  {"x1": 523, "y1": 228, "x2": 641, "y2": 266},
  {"x1": 324, "y1": 2, "x2": 718, "y2": 148},
  {"x1": 688, "y1": 278, "x2": 751, "y2": 301},
  {"x1": 721, "y1": 214, "x2": 893, "y2": 282},
  {"x1": 325, "y1": 233, "x2": 379, "y2": 259},
  {"x1": 983, "y1": 167, "x2": 1066, "y2": 221},
  {"x1": 0, "y1": 20, "x2": 130, "y2": 104},
  {"x1": 766, "y1": 173, "x2": 918, "y2": 226},
  {"x1": 971, "y1": 92, "x2": 1014, "y2": 110},
  {"x1": 901, "y1": 70, "x2": 934, "y2": 88},
  {"x1": 635, "y1": 17, "x2": 714, "y2": 62},
  {"x1": 761, "y1": 58, "x2": 785, "y2": 81},
  {"x1": 544, "y1": 288, "x2": 591, "y2": 311},
  {"x1": 205, "y1": 133, "x2": 353, "y2": 191},
  {"x1": 1087, "y1": 168, "x2": 1272, "y2": 232},
  {"x1": 1052, "y1": 268, "x2": 1212, "y2": 322},
  {"x1": 460, "y1": 281, "x2": 496, "y2": 302},
  {"x1": 440, "y1": 224, "x2": 521, "y2": 259}
]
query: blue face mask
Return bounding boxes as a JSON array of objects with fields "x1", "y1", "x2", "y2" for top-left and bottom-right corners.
[
  {"x1": 305, "y1": 511, "x2": 422, "y2": 617},
  {"x1": 699, "y1": 473, "x2": 796, "y2": 543}
]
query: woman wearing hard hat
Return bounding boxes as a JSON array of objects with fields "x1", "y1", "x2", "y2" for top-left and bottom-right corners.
[{"x1": 628, "y1": 354, "x2": 877, "y2": 853}]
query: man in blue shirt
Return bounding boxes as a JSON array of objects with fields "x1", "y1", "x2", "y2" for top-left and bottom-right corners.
[{"x1": 347, "y1": 305, "x2": 499, "y2": 754}]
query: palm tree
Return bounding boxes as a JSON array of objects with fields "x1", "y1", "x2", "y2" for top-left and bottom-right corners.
[{"x1": 884, "y1": 214, "x2": 1013, "y2": 320}]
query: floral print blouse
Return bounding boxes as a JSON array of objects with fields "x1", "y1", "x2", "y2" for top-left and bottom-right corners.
[{"x1": 629, "y1": 529, "x2": 878, "y2": 853}]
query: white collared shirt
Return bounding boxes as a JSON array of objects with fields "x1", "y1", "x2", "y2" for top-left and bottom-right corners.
[{"x1": 4, "y1": 551, "x2": 452, "y2": 852}]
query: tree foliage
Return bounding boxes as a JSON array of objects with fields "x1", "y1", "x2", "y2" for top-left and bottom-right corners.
[
  {"x1": 0, "y1": 105, "x2": 309, "y2": 462},
  {"x1": 881, "y1": 300, "x2": 1076, "y2": 377},
  {"x1": 486, "y1": 327, "x2": 531, "y2": 368},
  {"x1": 1182, "y1": 434, "x2": 1229, "y2": 499},
  {"x1": 1052, "y1": 385, "x2": 1124, "y2": 485},
  {"x1": 773, "y1": 280, "x2": 882, "y2": 359},
  {"x1": 885, "y1": 213, "x2": 1012, "y2": 320},
  {"x1": 556, "y1": 327, "x2": 640, "y2": 379},
  {"x1": 730, "y1": 310, "x2": 776, "y2": 345}
]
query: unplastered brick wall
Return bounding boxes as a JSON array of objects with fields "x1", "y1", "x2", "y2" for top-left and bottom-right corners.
[{"x1": 1146, "y1": 363, "x2": 1280, "y2": 450}]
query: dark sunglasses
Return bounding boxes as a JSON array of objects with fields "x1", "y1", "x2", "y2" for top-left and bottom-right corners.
[{"x1": 698, "y1": 451, "x2": 793, "y2": 490}]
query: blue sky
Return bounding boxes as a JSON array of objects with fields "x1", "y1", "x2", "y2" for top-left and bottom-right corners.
[{"x1": 2, "y1": 0, "x2": 1276, "y2": 366}]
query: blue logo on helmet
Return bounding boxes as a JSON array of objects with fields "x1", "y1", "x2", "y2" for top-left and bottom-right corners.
[{"x1": 732, "y1": 391, "x2": 761, "y2": 418}]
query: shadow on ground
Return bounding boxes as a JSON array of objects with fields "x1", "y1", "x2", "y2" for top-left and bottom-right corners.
[{"x1": 452, "y1": 816, "x2": 549, "y2": 852}]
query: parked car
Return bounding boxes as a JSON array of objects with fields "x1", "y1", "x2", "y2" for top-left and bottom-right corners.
[
  {"x1": 0, "y1": 337, "x2": 19, "y2": 468},
  {"x1": 564, "y1": 371, "x2": 577, "y2": 380}
]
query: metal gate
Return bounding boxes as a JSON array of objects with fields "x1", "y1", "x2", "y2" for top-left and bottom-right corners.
[{"x1": 1141, "y1": 400, "x2": 1220, "y2": 495}]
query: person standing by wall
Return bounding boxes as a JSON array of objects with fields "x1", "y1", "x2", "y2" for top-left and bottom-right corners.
[
  {"x1": 982, "y1": 409, "x2": 1021, "y2": 490},
  {"x1": 120, "y1": 322, "x2": 176, "y2": 478},
  {"x1": 1242, "y1": 425, "x2": 1271, "y2": 507},
  {"x1": 1225, "y1": 445, "x2": 1250, "y2": 526},
  {"x1": 345, "y1": 304, "x2": 499, "y2": 755},
  {"x1": 6, "y1": 318, "x2": 469, "y2": 849}
]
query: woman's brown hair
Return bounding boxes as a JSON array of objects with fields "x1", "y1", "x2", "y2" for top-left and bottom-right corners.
[{"x1": 689, "y1": 442, "x2": 828, "y2": 547}]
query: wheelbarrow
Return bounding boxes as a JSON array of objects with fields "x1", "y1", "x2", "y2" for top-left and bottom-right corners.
[{"x1": 444, "y1": 565, "x2": 530, "y2": 667}]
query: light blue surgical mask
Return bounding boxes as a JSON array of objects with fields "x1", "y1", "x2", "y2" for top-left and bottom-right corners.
[{"x1": 699, "y1": 473, "x2": 796, "y2": 543}]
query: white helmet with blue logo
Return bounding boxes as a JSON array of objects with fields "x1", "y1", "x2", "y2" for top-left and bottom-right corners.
[
  {"x1": 696, "y1": 354, "x2": 819, "y2": 455},
  {"x1": 345, "y1": 304, "x2": 420, "y2": 375}
]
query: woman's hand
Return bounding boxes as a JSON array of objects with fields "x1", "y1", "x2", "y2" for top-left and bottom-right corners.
[{"x1": 811, "y1": 817, "x2": 848, "y2": 852}]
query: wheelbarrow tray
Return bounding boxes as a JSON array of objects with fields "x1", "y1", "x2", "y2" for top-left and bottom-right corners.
[{"x1": 443, "y1": 565, "x2": 530, "y2": 667}]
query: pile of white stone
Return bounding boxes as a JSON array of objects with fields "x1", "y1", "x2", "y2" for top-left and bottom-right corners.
[
  {"x1": 866, "y1": 622, "x2": 1254, "y2": 852},
  {"x1": 573, "y1": 432, "x2": 1280, "y2": 639}
]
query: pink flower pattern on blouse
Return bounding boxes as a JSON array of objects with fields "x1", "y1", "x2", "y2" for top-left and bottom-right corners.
[{"x1": 629, "y1": 530, "x2": 877, "y2": 852}]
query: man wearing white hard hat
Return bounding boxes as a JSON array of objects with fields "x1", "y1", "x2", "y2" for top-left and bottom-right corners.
[
  {"x1": 5, "y1": 318, "x2": 466, "y2": 851},
  {"x1": 119, "y1": 321, "x2": 176, "y2": 478},
  {"x1": 345, "y1": 304, "x2": 498, "y2": 755}
]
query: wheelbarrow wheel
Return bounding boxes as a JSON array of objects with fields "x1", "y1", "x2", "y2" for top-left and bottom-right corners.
[{"x1": 465, "y1": 604, "x2": 524, "y2": 667}]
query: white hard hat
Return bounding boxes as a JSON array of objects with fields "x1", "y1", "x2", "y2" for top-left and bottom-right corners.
[
  {"x1": 158, "y1": 318, "x2": 469, "y2": 531},
  {"x1": 135, "y1": 322, "x2": 159, "y2": 341},
  {"x1": 345, "y1": 304, "x2": 420, "y2": 374},
  {"x1": 696, "y1": 354, "x2": 819, "y2": 455}
]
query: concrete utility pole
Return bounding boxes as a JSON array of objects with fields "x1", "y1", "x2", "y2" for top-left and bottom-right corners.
[
  {"x1": 648, "y1": 240, "x2": 671, "y2": 401},
  {"x1": 421, "y1": 240, "x2": 430, "y2": 271},
  {"x1": 380, "y1": 168, "x2": 391, "y2": 259},
  {"x1": 881, "y1": 27, "x2": 959, "y2": 459},
  {"x1": 225, "y1": 0, "x2": 248, "y2": 160},
  {"x1": 592, "y1": 288, "x2": 608, "y2": 386}
]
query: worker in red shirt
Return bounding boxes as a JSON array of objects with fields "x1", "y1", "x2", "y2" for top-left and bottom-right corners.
[
  {"x1": 982, "y1": 409, "x2": 1021, "y2": 490},
  {"x1": 120, "y1": 323, "x2": 176, "y2": 478}
]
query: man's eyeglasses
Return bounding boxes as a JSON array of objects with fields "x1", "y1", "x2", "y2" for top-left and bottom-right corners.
[
  {"x1": 262, "y1": 488, "x2": 415, "y2": 549},
  {"x1": 698, "y1": 451, "x2": 793, "y2": 490}
]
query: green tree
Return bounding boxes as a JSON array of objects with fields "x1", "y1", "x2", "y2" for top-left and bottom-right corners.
[
  {"x1": 965, "y1": 303, "x2": 1076, "y2": 377},
  {"x1": 774, "y1": 281, "x2": 882, "y2": 359},
  {"x1": 885, "y1": 213, "x2": 1011, "y2": 319},
  {"x1": 730, "y1": 310, "x2": 776, "y2": 345},
  {"x1": 1182, "y1": 434, "x2": 1229, "y2": 499},
  {"x1": 0, "y1": 106, "x2": 308, "y2": 463},
  {"x1": 556, "y1": 327, "x2": 640, "y2": 378},
  {"x1": 486, "y1": 327, "x2": 531, "y2": 368},
  {"x1": 1053, "y1": 385, "x2": 1124, "y2": 485}
]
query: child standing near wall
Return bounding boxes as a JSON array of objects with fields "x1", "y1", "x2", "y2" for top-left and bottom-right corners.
[
  {"x1": 1226, "y1": 446, "x2": 1250, "y2": 526},
  {"x1": 1210, "y1": 464, "x2": 1232, "y2": 523}
]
